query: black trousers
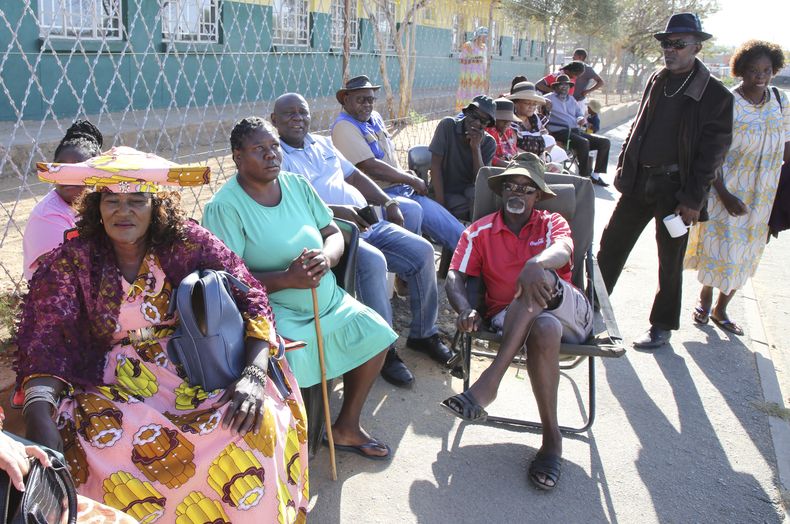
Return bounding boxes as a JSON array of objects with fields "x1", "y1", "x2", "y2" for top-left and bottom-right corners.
[
  {"x1": 550, "y1": 128, "x2": 611, "y2": 178},
  {"x1": 596, "y1": 170, "x2": 687, "y2": 331}
]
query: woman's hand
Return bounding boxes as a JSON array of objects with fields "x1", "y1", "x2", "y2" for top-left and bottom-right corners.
[
  {"x1": 0, "y1": 431, "x2": 52, "y2": 491},
  {"x1": 213, "y1": 376, "x2": 266, "y2": 436},
  {"x1": 285, "y1": 248, "x2": 329, "y2": 288},
  {"x1": 720, "y1": 192, "x2": 748, "y2": 217}
]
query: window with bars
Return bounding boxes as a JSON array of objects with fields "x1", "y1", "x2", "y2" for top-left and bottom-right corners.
[
  {"x1": 39, "y1": 0, "x2": 123, "y2": 39},
  {"x1": 272, "y1": 0, "x2": 309, "y2": 47},
  {"x1": 373, "y1": 0, "x2": 395, "y2": 52},
  {"x1": 161, "y1": 0, "x2": 219, "y2": 43},
  {"x1": 330, "y1": 0, "x2": 358, "y2": 50}
]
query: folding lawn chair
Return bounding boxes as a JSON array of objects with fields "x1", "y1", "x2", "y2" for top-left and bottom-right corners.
[{"x1": 448, "y1": 167, "x2": 625, "y2": 433}]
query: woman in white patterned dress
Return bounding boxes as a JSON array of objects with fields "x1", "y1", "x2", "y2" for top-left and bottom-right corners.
[{"x1": 685, "y1": 40, "x2": 790, "y2": 335}]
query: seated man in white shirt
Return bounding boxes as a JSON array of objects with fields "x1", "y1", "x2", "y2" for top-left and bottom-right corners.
[
  {"x1": 545, "y1": 74, "x2": 610, "y2": 186},
  {"x1": 272, "y1": 92, "x2": 454, "y2": 388},
  {"x1": 331, "y1": 75, "x2": 465, "y2": 252}
]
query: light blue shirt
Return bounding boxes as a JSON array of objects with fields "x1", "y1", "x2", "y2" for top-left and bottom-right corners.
[
  {"x1": 546, "y1": 93, "x2": 582, "y2": 131},
  {"x1": 280, "y1": 133, "x2": 367, "y2": 208}
]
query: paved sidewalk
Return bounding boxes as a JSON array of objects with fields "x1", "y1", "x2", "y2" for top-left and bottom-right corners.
[{"x1": 308, "y1": 121, "x2": 789, "y2": 522}]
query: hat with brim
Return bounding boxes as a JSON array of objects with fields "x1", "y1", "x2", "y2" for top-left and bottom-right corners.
[
  {"x1": 463, "y1": 95, "x2": 496, "y2": 127},
  {"x1": 493, "y1": 98, "x2": 520, "y2": 123},
  {"x1": 551, "y1": 74, "x2": 574, "y2": 87},
  {"x1": 587, "y1": 99, "x2": 602, "y2": 113},
  {"x1": 488, "y1": 152, "x2": 556, "y2": 198},
  {"x1": 37, "y1": 146, "x2": 211, "y2": 193},
  {"x1": 506, "y1": 81, "x2": 547, "y2": 104},
  {"x1": 653, "y1": 12, "x2": 712, "y2": 41},
  {"x1": 335, "y1": 75, "x2": 381, "y2": 105}
]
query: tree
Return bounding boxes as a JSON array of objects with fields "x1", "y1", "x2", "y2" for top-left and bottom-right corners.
[
  {"x1": 504, "y1": 0, "x2": 616, "y2": 72},
  {"x1": 361, "y1": 0, "x2": 431, "y2": 121}
]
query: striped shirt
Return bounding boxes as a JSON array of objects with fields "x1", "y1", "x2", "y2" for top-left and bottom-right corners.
[{"x1": 450, "y1": 209, "x2": 573, "y2": 317}]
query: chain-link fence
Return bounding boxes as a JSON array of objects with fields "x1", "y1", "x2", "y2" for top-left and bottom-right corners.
[{"x1": 0, "y1": 0, "x2": 555, "y2": 341}]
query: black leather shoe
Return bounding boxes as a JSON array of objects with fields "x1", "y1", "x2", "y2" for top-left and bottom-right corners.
[
  {"x1": 633, "y1": 326, "x2": 671, "y2": 349},
  {"x1": 380, "y1": 348, "x2": 414, "y2": 387},
  {"x1": 592, "y1": 176, "x2": 610, "y2": 187},
  {"x1": 406, "y1": 334, "x2": 453, "y2": 364}
]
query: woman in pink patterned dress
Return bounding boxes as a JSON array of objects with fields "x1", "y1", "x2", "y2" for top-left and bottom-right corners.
[
  {"x1": 456, "y1": 26, "x2": 489, "y2": 112},
  {"x1": 15, "y1": 148, "x2": 308, "y2": 524}
]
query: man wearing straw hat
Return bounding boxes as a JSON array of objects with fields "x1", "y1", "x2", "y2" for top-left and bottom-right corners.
[
  {"x1": 545, "y1": 74, "x2": 611, "y2": 186},
  {"x1": 596, "y1": 12, "x2": 732, "y2": 349},
  {"x1": 331, "y1": 74, "x2": 465, "y2": 252},
  {"x1": 442, "y1": 152, "x2": 593, "y2": 491}
]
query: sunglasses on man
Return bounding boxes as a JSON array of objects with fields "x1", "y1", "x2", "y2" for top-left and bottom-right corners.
[
  {"x1": 502, "y1": 181, "x2": 539, "y2": 195},
  {"x1": 660, "y1": 39, "x2": 699, "y2": 50}
]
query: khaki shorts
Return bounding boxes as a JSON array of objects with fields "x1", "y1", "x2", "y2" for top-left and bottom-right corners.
[{"x1": 490, "y1": 277, "x2": 593, "y2": 344}]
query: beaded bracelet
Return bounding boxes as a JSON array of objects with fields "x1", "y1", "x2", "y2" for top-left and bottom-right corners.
[{"x1": 241, "y1": 365, "x2": 267, "y2": 385}]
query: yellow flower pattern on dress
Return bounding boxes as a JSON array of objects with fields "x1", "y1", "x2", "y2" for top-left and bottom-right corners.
[
  {"x1": 175, "y1": 491, "x2": 231, "y2": 524},
  {"x1": 103, "y1": 471, "x2": 166, "y2": 524},
  {"x1": 115, "y1": 355, "x2": 159, "y2": 398},
  {"x1": 208, "y1": 443, "x2": 265, "y2": 510}
]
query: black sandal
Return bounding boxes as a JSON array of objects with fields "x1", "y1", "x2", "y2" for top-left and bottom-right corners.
[
  {"x1": 440, "y1": 391, "x2": 488, "y2": 422},
  {"x1": 528, "y1": 451, "x2": 562, "y2": 491}
]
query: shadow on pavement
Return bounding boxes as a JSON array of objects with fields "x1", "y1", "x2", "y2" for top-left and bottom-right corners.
[{"x1": 605, "y1": 342, "x2": 783, "y2": 522}]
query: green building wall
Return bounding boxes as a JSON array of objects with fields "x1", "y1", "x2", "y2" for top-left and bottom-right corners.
[{"x1": 0, "y1": 1, "x2": 546, "y2": 121}]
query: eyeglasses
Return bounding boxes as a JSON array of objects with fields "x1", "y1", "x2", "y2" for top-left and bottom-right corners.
[
  {"x1": 352, "y1": 95, "x2": 376, "y2": 104},
  {"x1": 502, "y1": 181, "x2": 538, "y2": 195},
  {"x1": 660, "y1": 39, "x2": 699, "y2": 50}
]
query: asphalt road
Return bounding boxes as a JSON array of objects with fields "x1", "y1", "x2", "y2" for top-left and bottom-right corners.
[{"x1": 308, "y1": 120, "x2": 789, "y2": 523}]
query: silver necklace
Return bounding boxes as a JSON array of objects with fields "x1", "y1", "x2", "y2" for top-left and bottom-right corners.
[{"x1": 663, "y1": 69, "x2": 695, "y2": 98}]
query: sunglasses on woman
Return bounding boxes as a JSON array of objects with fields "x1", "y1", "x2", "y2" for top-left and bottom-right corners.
[
  {"x1": 659, "y1": 39, "x2": 699, "y2": 50},
  {"x1": 502, "y1": 181, "x2": 539, "y2": 195}
]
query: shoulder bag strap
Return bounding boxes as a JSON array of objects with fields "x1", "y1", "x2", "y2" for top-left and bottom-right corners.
[
  {"x1": 772, "y1": 86, "x2": 783, "y2": 112},
  {"x1": 174, "y1": 271, "x2": 202, "y2": 338}
]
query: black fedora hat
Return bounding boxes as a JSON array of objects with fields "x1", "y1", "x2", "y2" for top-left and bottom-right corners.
[
  {"x1": 336, "y1": 75, "x2": 381, "y2": 105},
  {"x1": 550, "y1": 74, "x2": 574, "y2": 88},
  {"x1": 654, "y1": 12, "x2": 712, "y2": 41}
]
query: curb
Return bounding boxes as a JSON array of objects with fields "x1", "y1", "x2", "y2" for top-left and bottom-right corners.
[{"x1": 743, "y1": 277, "x2": 790, "y2": 519}]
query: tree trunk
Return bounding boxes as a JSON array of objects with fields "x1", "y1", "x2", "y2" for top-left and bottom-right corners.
[{"x1": 342, "y1": 0, "x2": 351, "y2": 83}]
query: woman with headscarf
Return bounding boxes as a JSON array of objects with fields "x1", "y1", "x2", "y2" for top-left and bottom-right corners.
[
  {"x1": 15, "y1": 147, "x2": 308, "y2": 523},
  {"x1": 456, "y1": 26, "x2": 489, "y2": 112}
]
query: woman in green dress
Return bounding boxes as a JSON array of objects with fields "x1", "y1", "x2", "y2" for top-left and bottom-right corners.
[{"x1": 203, "y1": 117, "x2": 396, "y2": 460}]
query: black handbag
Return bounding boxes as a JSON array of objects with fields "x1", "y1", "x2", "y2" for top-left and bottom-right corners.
[
  {"x1": 517, "y1": 133, "x2": 546, "y2": 155},
  {"x1": 0, "y1": 433, "x2": 78, "y2": 524}
]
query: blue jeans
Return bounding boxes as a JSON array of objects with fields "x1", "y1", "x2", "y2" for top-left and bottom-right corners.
[
  {"x1": 356, "y1": 221, "x2": 439, "y2": 339},
  {"x1": 385, "y1": 184, "x2": 465, "y2": 251}
]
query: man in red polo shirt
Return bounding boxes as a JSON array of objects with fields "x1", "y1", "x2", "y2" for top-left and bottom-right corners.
[{"x1": 442, "y1": 152, "x2": 593, "y2": 491}]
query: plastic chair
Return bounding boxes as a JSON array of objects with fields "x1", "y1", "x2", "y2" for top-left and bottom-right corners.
[
  {"x1": 301, "y1": 218, "x2": 359, "y2": 457},
  {"x1": 448, "y1": 167, "x2": 624, "y2": 433},
  {"x1": 407, "y1": 145, "x2": 432, "y2": 184}
]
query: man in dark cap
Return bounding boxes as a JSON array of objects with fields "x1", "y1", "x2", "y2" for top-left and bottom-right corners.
[
  {"x1": 331, "y1": 75, "x2": 465, "y2": 252},
  {"x1": 442, "y1": 152, "x2": 593, "y2": 491},
  {"x1": 597, "y1": 12, "x2": 733, "y2": 349},
  {"x1": 429, "y1": 95, "x2": 497, "y2": 219}
]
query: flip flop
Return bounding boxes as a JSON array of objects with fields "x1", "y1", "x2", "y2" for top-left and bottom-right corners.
[
  {"x1": 692, "y1": 305, "x2": 710, "y2": 325},
  {"x1": 322, "y1": 434, "x2": 392, "y2": 461},
  {"x1": 440, "y1": 391, "x2": 488, "y2": 423},
  {"x1": 711, "y1": 315, "x2": 744, "y2": 336},
  {"x1": 528, "y1": 451, "x2": 562, "y2": 491}
]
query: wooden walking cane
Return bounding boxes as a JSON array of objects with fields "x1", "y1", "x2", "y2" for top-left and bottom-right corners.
[{"x1": 311, "y1": 287, "x2": 338, "y2": 481}]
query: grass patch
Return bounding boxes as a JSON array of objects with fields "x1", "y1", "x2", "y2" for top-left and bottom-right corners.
[
  {"x1": 0, "y1": 289, "x2": 21, "y2": 352},
  {"x1": 751, "y1": 400, "x2": 790, "y2": 422}
]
